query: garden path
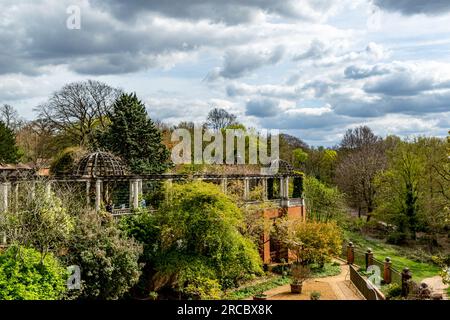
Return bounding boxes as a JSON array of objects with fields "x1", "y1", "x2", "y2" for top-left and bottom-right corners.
[{"x1": 262, "y1": 262, "x2": 364, "y2": 300}]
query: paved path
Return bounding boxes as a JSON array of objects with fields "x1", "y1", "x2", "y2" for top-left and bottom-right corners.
[
  {"x1": 421, "y1": 276, "x2": 448, "y2": 300},
  {"x1": 262, "y1": 261, "x2": 364, "y2": 300}
]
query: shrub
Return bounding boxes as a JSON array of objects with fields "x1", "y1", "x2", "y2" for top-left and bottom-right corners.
[
  {"x1": 385, "y1": 283, "x2": 402, "y2": 300},
  {"x1": 310, "y1": 291, "x2": 321, "y2": 300},
  {"x1": 50, "y1": 147, "x2": 85, "y2": 175},
  {"x1": 386, "y1": 232, "x2": 407, "y2": 245},
  {"x1": 275, "y1": 219, "x2": 342, "y2": 266},
  {"x1": 121, "y1": 181, "x2": 263, "y2": 299},
  {"x1": 63, "y1": 211, "x2": 142, "y2": 300},
  {"x1": 0, "y1": 246, "x2": 67, "y2": 300}
]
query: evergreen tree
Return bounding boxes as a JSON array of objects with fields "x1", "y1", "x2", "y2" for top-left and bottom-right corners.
[
  {"x1": 0, "y1": 121, "x2": 20, "y2": 164},
  {"x1": 103, "y1": 93, "x2": 170, "y2": 174}
]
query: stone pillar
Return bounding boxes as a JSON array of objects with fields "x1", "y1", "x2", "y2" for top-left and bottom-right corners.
[
  {"x1": 279, "y1": 177, "x2": 284, "y2": 199},
  {"x1": 45, "y1": 182, "x2": 52, "y2": 197},
  {"x1": 262, "y1": 178, "x2": 267, "y2": 201},
  {"x1": 0, "y1": 182, "x2": 9, "y2": 212},
  {"x1": 221, "y1": 177, "x2": 227, "y2": 194},
  {"x1": 384, "y1": 257, "x2": 392, "y2": 284},
  {"x1": 86, "y1": 181, "x2": 91, "y2": 206},
  {"x1": 131, "y1": 179, "x2": 141, "y2": 209},
  {"x1": 95, "y1": 179, "x2": 102, "y2": 211},
  {"x1": 244, "y1": 178, "x2": 250, "y2": 201},
  {"x1": 401, "y1": 267, "x2": 412, "y2": 297},
  {"x1": 365, "y1": 248, "x2": 374, "y2": 270},
  {"x1": 165, "y1": 179, "x2": 173, "y2": 203},
  {"x1": 347, "y1": 241, "x2": 354, "y2": 265},
  {"x1": 14, "y1": 183, "x2": 19, "y2": 212}
]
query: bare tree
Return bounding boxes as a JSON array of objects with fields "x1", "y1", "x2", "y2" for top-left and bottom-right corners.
[
  {"x1": 205, "y1": 107, "x2": 237, "y2": 131},
  {"x1": 34, "y1": 80, "x2": 121, "y2": 147},
  {"x1": 0, "y1": 104, "x2": 23, "y2": 131},
  {"x1": 335, "y1": 126, "x2": 386, "y2": 221}
]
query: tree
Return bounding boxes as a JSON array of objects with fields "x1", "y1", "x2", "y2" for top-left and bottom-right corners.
[
  {"x1": 100, "y1": 93, "x2": 170, "y2": 174},
  {"x1": 205, "y1": 107, "x2": 237, "y2": 131},
  {"x1": 375, "y1": 140, "x2": 425, "y2": 241},
  {"x1": 0, "y1": 104, "x2": 23, "y2": 132},
  {"x1": 120, "y1": 181, "x2": 263, "y2": 299},
  {"x1": 1, "y1": 184, "x2": 75, "y2": 259},
  {"x1": 275, "y1": 219, "x2": 342, "y2": 267},
  {"x1": 335, "y1": 126, "x2": 386, "y2": 221},
  {"x1": 35, "y1": 80, "x2": 121, "y2": 147},
  {"x1": 0, "y1": 246, "x2": 67, "y2": 300},
  {"x1": 303, "y1": 176, "x2": 346, "y2": 222},
  {"x1": 63, "y1": 211, "x2": 142, "y2": 300},
  {"x1": 0, "y1": 121, "x2": 20, "y2": 164}
]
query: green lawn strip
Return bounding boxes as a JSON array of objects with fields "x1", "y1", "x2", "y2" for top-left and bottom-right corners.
[
  {"x1": 344, "y1": 231, "x2": 440, "y2": 281},
  {"x1": 224, "y1": 263, "x2": 341, "y2": 300},
  {"x1": 223, "y1": 275, "x2": 291, "y2": 300}
]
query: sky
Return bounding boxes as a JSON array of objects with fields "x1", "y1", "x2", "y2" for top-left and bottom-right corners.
[{"x1": 1, "y1": 0, "x2": 450, "y2": 146}]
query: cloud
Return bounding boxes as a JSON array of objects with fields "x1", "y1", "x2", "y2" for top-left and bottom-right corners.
[
  {"x1": 91, "y1": 0, "x2": 338, "y2": 25},
  {"x1": 207, "y1": 46, "x2": 285, "y2": 80},
  {"x1": 373, "y1": 0, "x2": 450, "y2": 16},
  {"x1": 245, "y1": 98, "x2": 281, "y2": 117},
  {"x1": 344, "y1": 64, "x2": 393, "y2": 79}
]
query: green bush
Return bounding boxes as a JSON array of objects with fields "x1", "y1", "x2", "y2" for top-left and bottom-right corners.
[
  {"x1": 385, "y1": 283, "x2": 402, "y2": 300},
  {"x1": 121, "y1": 181, "x2": 263, "y2": 299},
  {"x1": 50, "y1": 147, "x2": 85, "y2": 175},
  {"x1": 63, "y1": 211, "x2": 142, "y2": 300},
  {"x1": 0, "y1": 246, "x2": 67, "y2": 300},
  {"x1": 386, "y1": 232, "x2": 407, "y2": 245}
]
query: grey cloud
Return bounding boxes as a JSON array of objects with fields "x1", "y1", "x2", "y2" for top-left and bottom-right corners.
[
  {"x1": 293, "y1": 40, "x2": 330, "y2": 61},
  {"x1": 245, "y1": 98, "x2": 280, "y2": 118},
  {"x1": 258, "y1": 110, "x2": 351, "y2": 130},
  {"x1": 91, "y1": 0, "x2": 335, "y2": 25},
  {"x1": 208, "y1": 46, "x2": 285, "y2": 80},
  {"x1": 363, "y1": 72, "x2": 450, "y2": 96},
  {"x1": 344, "y1": 65, "x2": 392, "y2": 79},
  {"x1": 373, "y1": 0, "x2": 450, "y2": 15}
]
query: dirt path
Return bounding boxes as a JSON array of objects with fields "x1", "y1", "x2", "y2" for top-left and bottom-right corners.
[
  {"x1": 262, "y1": 261, "x2": 364, "y2": 300},
  {"x1": 421, "y1": 276, "x2": 448, "y2": 300}
]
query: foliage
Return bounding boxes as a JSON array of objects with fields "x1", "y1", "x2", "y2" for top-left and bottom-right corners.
[
  {"x1": 291, "y1": 263, "x2": 310, "y2": 284},
  {"x1": 120, "y1": 181, "x2": 263, "y2": 299},
  {"x1": 0, "y1": 120, "x2": 20, "y2": 164},
  {"x1": 0, "y1": 246, "x2": 67, "y2": 300},
  {"x1": 275, "y1": 220, "x2": 342, "y2": 266},
  {"x1": 304, "y1": 176, "x2": 346, "y2": 222},
  {"x1": 63, "y1": 211, "x2": 142, "y2": 300},
  {"x1": 375, "y1": 138, "x2": 449, "y2": 240},
  {"x1": 50, "y1": 146, "x2": 85, "y2": 175},
  {"x1": 1, "y1": 185, "x2": 74, "y2": 258},
  {"x1": 310, "y1": 291, "x2": 321, "y2": 300},
  {"x1": 35, "y1": 80, "x2": 121, "y2": 147},
  {"x1": 99, "y1": 93, "x2": 170, "y2": 174},
  {"x1": 205, "y1": 108, "x2": 237, "y2": 131},
  {"x1": 224, "y1": 275, "x2": 290, "y2": 300},
  {"x1": 384, "y1": 283, "x2": 402, "y2": 299}
]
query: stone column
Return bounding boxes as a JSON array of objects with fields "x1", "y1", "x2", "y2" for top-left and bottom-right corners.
[
  {"x1": 95, "y1": 179, "x2": 102, "y2": 212},
  {"x1": 279, "y1": 177, "x2": 284, "y2": 199},
  {"x1": 165, "y1": 179, "x2": 173, "y2": 203},
  {"x1": 365, "y1": 248, "x2": 374, "y2": 270},
  {"x1": 384, "y1": 257, "x2": 392, "y2": 284},
  {"x1": 45, "y1": 182, "x2": 52, "y2": 197},
  {"x1": 221, "y1": 177, "x2": 228, "y2": 194},
  {"x1": 244, "y1": 178, "x2": 250, "y2": 201},
  {"x1": 86, "y1": 181, "x2": 91, "y2": 206},
  {"x1": 347, "y1": 241, "x2": 355, "y2": 265},
  {"x1": 14, "y1": 183, "x2": 19, "y2": 212},
  {"x1": 131, "y1": 179, "x2": 141, "y2": 209},
  {"x1": 0, "y1": 182, "x2": 9, "y2": 212},
  {"x1": 262, "y1": 178, "x2": 267, "y2": 201}
]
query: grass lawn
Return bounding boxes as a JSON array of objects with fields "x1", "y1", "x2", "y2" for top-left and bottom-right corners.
[
  {"x1": 224, "y1": 262, "x2": 341, "y2": 300},
  {"x1": 344, "y1": 231, "x2": 441, "y2": 281}
]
